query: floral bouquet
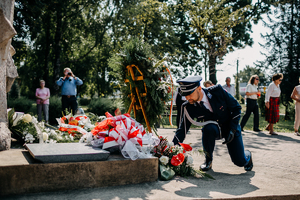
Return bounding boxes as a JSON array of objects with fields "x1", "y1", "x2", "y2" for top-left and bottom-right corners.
[
  {"x1": 8, "y1": 108, "x2": 80, "y2": 144},
  {"x1": 153, "y1": 136, "x2": 214, "y2": 180}
]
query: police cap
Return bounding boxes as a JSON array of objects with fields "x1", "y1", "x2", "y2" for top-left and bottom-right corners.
[{"x1": 177, "y1": 76, "x2": 202, "y2": 96}]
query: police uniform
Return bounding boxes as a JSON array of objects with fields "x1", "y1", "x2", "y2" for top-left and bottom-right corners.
[
  {"x1": 175, "y1": 88, "x2": 186, "y2": 128},
  {"x1": 173, "y1": 76, "x2": 253, "y2": 171}
]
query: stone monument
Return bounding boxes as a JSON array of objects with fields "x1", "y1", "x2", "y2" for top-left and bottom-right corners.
[{"x1": 0, "y1": 0, "x2": 18, "y2": 151}]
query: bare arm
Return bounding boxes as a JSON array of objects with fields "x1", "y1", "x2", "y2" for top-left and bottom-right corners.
[{"x1": 291, "y1": 87, "x2": 300, "y2": 102}]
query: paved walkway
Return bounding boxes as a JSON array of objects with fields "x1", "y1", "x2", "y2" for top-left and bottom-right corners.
[{"x1": 2, "y1": 128, "x2": 300, "y2": 200}]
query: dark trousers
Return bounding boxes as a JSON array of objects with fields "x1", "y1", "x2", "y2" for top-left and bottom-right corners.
[
  {"x1": 62, "y1": 96, "x2": 78, "y2": 115},
  {"x1": 202, "y1": 124, "x2": 249, "y2": 167},
  {"x1": 240, "y1": 98, "x2": 259, "y2": 130}
]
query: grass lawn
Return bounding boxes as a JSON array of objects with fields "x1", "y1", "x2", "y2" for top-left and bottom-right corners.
[{"x1": 160, "y1": 104, "x2": 295, "y2": 133}]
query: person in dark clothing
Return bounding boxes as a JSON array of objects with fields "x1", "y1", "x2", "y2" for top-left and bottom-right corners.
[
  {"x1": 173, "y1": 76, "x2": 253, "y2": 172},
  {"x1": 175, "y1": 87, "x2": 186, "y2": 128},
  {"x1": 240, "y1": 75, "x2": 261, "y2": 132}
]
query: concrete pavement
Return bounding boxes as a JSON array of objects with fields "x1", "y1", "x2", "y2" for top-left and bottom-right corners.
[{"x1": 2, "y1": 128, "x2": 300, "y2": 200}]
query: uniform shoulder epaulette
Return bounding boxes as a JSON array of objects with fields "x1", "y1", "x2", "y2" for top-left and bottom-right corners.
[{"x1": 207, "y1": 84, "x2": 222, "y2": 91}]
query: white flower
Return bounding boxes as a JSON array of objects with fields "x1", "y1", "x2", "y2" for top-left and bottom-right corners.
[
  {"x1": 22, "y1": 114, "x2": 32, "y2": 123},
  {"x1": 186, "y1": 155, "x2": 194, "y2": 167},
  {"x1": 43, "y1": 132, "x2": 49, "y2": 141},
  {"x1": 49, "y1": 139, "x2": 57, "y2": 144},
  {"x1": 159, "y1": 156, "x2": 169, "y2": 165},
  {"x1": 168, "y1": 141, "x2": 174, "y2": 147},
  {"x1": 24, "y1": 133, "x2": 35, "y2": 143},
  {"x1": 50, "y1": 130, "x2": 57, "y2": 136},
  {"x1": 86, "y1": 132, "x2": 93, "y2": 144},
  {"x1": 31, "y1": 116, "x2": 38, "y2": 124},
  {"x1": 69, "y1": 135, "x2": 74, "y2": 141}
]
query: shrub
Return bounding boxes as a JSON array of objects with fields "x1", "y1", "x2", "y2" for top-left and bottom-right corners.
[
  {"x1": 87, "y1": 98, "x2": 120, "y2": 116},
  {"x1": 7, "y1": 97, "x2": 33, "y2": 114},
  {"x1": 79, "y1": 98, "x2": 91, "y2": 106},
  {"x1": 48, "y1": 96, "x2": 62, "y2": 125}
]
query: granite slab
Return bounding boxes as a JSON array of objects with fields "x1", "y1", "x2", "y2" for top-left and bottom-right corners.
[{"x1": 25, "y1": 143, "x2": 110, "y2": 163}]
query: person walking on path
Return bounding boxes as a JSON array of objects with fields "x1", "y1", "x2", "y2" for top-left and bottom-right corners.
[
  {"x1": 265, "y1": 73, "x2": 283, "y2": 135},
  {"x1": 222, "y1": 77, "x2": 236, "y2": 97},
  {"x1": 36, "y1": 80, "x2": 50, "y2": 123},
  {"x1": 240, "y1": 75, "x2": 261, "y2": 132},
  {"x1": 172, "y1": 76, "x2": 253, "y2": 172},
  {"x1": 56, "y1": 68, "x2": 83, "y2": 115},
  {"x1": 290, "y1": 77, "x2": 300, "y2": 136}
]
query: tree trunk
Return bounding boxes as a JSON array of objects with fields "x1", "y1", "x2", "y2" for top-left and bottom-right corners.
[
  {"x1": 53, "y1": 3, "x2": 62, "y2": 93},
  {"x1": 208, "y1": 54, "x2": 217, "y2": 84}
]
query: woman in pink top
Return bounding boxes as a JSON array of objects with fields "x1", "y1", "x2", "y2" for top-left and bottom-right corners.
[{"x1": 36, "y1": 80, "x2": 50, "y2": 123}]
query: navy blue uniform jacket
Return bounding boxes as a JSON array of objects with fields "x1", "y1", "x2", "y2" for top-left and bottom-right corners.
[{"x1": 175, "y1": 84, "x2": 241, "y2": 143}]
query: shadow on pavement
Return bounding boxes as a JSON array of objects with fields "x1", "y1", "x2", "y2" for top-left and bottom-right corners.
[{"x1": 174, "y1": 171, "x2": 257, "y2": 199}]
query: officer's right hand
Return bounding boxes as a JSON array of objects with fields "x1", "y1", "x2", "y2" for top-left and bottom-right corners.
[{"x1": 222, "y1": 130, "x2": 235, "y2": 145}]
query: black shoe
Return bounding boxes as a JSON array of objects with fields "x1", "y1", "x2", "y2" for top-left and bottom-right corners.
[
  {"x1": 253, "y1": 129, "x2": 261, "y2": 132},
  {"x1": 244, "y1": 150, "x2": 253, "y2": 171},
  {"x1": 200, "y1": 160, "x2": 212, "y2": 171}
]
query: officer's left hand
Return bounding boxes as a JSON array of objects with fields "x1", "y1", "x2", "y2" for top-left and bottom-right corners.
[{"x1": 222, "y1": 130, "x2": 235, "y2": 145}]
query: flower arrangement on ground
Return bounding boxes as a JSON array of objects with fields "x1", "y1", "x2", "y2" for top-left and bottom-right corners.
[
  {"x1": 153, "y1": 136, "x2": 214, "y2": 180},
  {"x1": 8, "y1": 109, "x2": 86, "y2": 144}
]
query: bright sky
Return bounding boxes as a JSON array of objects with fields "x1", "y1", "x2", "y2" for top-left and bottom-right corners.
[{"x1": 213, "y1": 19, "x2": 271, "y2": 85}]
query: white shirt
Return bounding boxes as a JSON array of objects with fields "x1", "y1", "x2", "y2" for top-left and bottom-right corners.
[
  {"x1": 198, "y1": 90, "x2": 213, "y2": 112},
  {"x1": 222, "y1": 84, "x2": 236, "y2": 97},
  {"x1": 265, "y1": 82, "x2": 281, "y2": 102},
  {"x1": 245, "y1": 84, "x2": 258, "y2": 100}
]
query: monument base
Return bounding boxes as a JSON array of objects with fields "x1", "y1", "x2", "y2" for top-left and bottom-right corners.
[{"x1": 0, "y1": 148, "x2": 158, "y2": 196}]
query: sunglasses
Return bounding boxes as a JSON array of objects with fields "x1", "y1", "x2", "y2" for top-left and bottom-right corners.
[
  {"x1": 279, "y1": 79, "x2": 283, "y2": 81},
  {"x1": 255, "y1": 78, "x2": 259, "y2": 80}
]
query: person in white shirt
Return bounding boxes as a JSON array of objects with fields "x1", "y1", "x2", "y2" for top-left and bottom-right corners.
[
  {"x1": 290, "y1": 77, "x2": 300, "y2": 136},
  {"x1": 265, "y1": 73, "x2": 283, "y2": 135},
  {"x1": 240, "y1": 75, "x2": 261, "y2": 132},
  {"x1": 223, "y1": 77, "x2": 236, "y2": 97}
]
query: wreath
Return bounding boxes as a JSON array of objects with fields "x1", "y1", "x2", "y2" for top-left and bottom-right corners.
[{"x1": 109, "y1": 38, "x2": 172, "y2": 132}]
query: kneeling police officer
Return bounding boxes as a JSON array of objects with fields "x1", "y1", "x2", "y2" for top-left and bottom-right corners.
[{"x1": 173, "y1": 76, "x2": 253, "y2": 171}]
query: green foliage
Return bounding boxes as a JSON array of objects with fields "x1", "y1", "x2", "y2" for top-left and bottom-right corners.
[
  {"x1": 257, "y1": 1, "x2": 300, "y2": 119},
  {"x1": 109, "y1": 38, "x2": 171, "y2": 131},
  {"x1": 181, "y1": 0, "x2": 271, "y2": 84},
  {"x1": 79, "y1": 98, "x2": 91, "y2": 106},
  {"x1": 234, "y1": 65, "x2": 268, "y2": 86},
  {"x1": 7, "y1": 97, "x2": 34, "y2": 114},
  {"x1": 87, "y1": 98, "x2": 119, "y2": 116},
  {"x1": 48, "y1": 96, "x2": 62, "y2": 125},
  {"x1": 8, "y1": 81, "x2": 20, "y2": 99}
]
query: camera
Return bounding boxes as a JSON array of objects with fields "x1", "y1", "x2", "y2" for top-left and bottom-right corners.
[{"x1": 67, "y1": 72, "x2": 72, "y2": 76}]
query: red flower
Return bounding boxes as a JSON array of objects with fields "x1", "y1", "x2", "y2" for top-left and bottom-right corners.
[
  {"x1": 171, "y1": 153, "x2": 185, "y2": 166},
  {"x1": 179, "y1": 143, "x2": 192, "y2": 152}
]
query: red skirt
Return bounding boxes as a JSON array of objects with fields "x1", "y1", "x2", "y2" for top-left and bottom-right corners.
[{"x1": 265, "y1": 97, "x2": 280, "y2": 124}]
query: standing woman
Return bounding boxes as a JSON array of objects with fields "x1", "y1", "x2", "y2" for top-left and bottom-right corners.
[
  {"x1": 36, "y1": 80, "x2": 50, "y2": 123},
  {"x1": 240, "y1": 75, "x2": 261, "y2": 132},
  {"x1": 290, "y1": 77, "x2": 300, "y2": 136},
  {"x1": 265, "y1": 73, "x2": 283, "y2": 135}
]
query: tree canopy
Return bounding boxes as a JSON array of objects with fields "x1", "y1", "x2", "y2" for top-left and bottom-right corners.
[{"x1": 12, "y1": 0, "x2": 276, "y2": 100}]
